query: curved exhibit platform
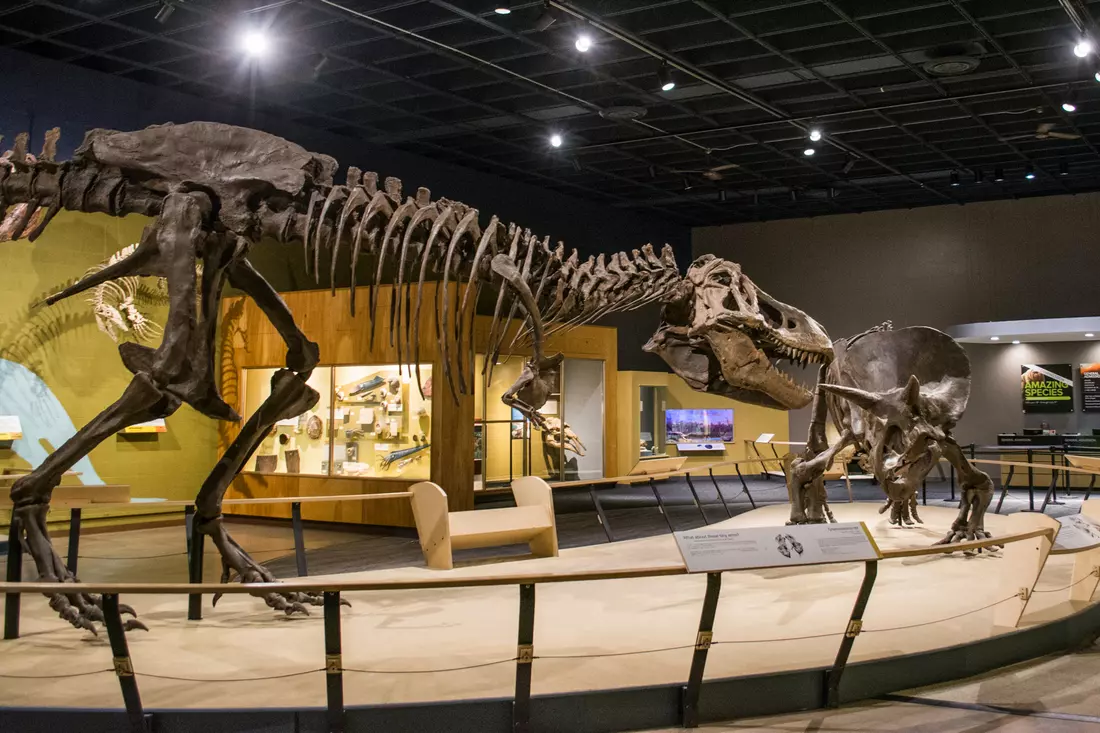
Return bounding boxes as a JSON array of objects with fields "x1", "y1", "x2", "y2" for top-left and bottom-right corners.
[{"x1": 1, "y1": 502, "x2": 1097, "y2": 733}]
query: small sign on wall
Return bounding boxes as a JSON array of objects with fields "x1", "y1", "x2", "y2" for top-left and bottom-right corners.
[
  {"x1": 1082, "y1": 363, "x2": 1100, "y2": 413},
  {"x1": 1022, "y1": 363, "x2": 1074, "y2": 413}
]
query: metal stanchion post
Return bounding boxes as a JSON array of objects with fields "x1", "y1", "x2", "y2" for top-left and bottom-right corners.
[
  {"x1": 102, "y1": 594, "x2": 149, "y2": 733},
  {"x1": 710, "y1": 468, "x2": 734, "y2": 518},
  {"x1": 1027, "y1": 449, "x2": 1035, "y2": 512},
  {"x1": 292, "y1": 501, "x2": 308, "y2": 577},
  {"x1": 513, "y1": 583, "x2": 536, "y2": 733},
  {"x1": 682, "y1": 572, "x2": 722, "y2": 728},
  {"x1": 825, "y1": 560, "x2": 878, "y2": 708},
  {"x1": 324, "y1": 591, "x2": 345, "y2": 733},
  {"x1": 649, "y1": 477, "x2": 676, "y2": 532},
  {"x1": 730, "y1": 466, "x2": 756, "y2": 509},
  {"x1": 66, "y1": 507, "x2": 82, "y2": 576},
  {"x1": 4, "y1": 520, "x2": 21, "y2": 640},
  {"x1": 588, "y1": 484, "x2": 615, "y2": 542},
  {"x1": 684, "y1": 473, "x2": 709, "y2": 525},
  {"x1": 187, "y1": 516, "x2": 205, "y2": 621}
]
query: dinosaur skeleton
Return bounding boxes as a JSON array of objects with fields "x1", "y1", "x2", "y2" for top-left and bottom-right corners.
[
  {"x1": 0, "y1": 121, "x2": 834, "y2": 633},
  {"x1": 785, "y1": 324, "x2": 995, "y2": 546}
]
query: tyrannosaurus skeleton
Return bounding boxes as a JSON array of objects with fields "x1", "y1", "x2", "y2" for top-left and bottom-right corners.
[{"x1": 1, "y1": 121, "x2": 834, "y2": 632}]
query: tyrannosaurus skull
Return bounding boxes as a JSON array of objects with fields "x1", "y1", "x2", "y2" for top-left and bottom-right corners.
[{"x1": 644, "y1": 255, "x2": 833, "y2": 410}]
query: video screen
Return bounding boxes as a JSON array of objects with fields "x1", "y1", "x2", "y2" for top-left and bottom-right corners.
[{"x1": 665, "y1": 408, "x2": 733, "y2": 443}]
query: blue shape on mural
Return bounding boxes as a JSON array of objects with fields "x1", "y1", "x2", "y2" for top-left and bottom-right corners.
[{"x1": 0, "y1": 358, "x2": 103, "y2": 485}]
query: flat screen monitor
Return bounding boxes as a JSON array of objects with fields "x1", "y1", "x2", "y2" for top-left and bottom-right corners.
[{"x1": 665, "y1": 408, "x2": 733, "y2": 443}]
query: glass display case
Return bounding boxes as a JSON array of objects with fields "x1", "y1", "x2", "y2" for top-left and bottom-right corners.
[{"x1": 239, "y1": 365, "x2": 432, "y2": 480}]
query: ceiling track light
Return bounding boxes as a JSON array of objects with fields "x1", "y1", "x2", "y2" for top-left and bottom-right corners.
[
  {"x1": 493, "y1": 3, "x2": 512, "y2": 14},
  {"x1": 1024, "y1": 163, "x2": 1036, "y2": 180},
  {"x1": 1075, "y1": 38, "x2": 1094, "y2": 58},
  {"x1": 808, "y1": 126, "x2": 822, "y2": 142},
  {"x1": 549, "y1": 132, "x2": 563, "y2": 148},
  {"x1": 1060, "y1": 159, "x2": 1070, "y2": 176},
  {"x1": 1062, "y1": 88, "x2": 1079, "y2": 113},
  {"x1": 575, "y1": 31, "x2": 593, "y2": 52},
  {"x1": 973, "y1": 167, "x2": 984, "y2": 184},
  {"x1": 682, "y1": 177, "x2": 692, "y2": 191},
  {"x1": 841, "y1": 155, "x2": 856, "y2": 175},
  {"x1": 993, "y1": 166, "x2": 1005, "y2": 182},
  {"x1": 718, "y1": 189, "x2": 727, "y2": 202},
  {"x1": 657, "y1": 62, "x2": 675, "y2": 92},
  {"x1": 950, "y1": 170, "x2": 960, "y2": 187},
  {"x1": 1094, "y1": 61, "x2": 1100, "y2": 83},
  {"x1": 803, "y1": 147, "x2": 815, "y2": 156},
  {"x1": 648, "y1": 165, "x2": 657, "y2": 179},
  {"x1": 154, "y1": 0, "x2": 175, "y2": 24},
  {"x1": 571, "y1": 157, "x2": 582, "y2": 172},
  {"x1": 312, "y1": 53, "x2": 329, "y2": 78},
  {"x1": 533, "y1": 2, "x2": 557, "y2": 31}
]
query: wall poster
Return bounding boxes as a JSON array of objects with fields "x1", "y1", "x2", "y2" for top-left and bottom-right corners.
[
  {"x1": 1021, "y1": 364, "x2": 1074, "y2": 413},
  {"x1": 1082, "y1": 364, "x2": 1100, "y2": 413}
]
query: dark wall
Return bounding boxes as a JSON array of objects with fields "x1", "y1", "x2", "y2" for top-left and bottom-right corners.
[
  {"x1": 0, "y1": 47, "x2": 687, "y2": 371},
  {"x1": 693, "y1": 193, "x2": 1100, "y2": 444}
]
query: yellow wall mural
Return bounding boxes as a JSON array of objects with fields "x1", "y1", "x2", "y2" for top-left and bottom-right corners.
[{"x1": 0, "y1": 211, "x2": 218, "y2": 518}]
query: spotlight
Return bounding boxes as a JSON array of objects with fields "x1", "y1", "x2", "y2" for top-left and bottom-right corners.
[
  {"x1": 549, "y1": 133, "x2": 563, "y2": 148},
  {"x1": 494, "y1": 3, "x2": 511, "y2": 14},
  {"x1": 841, "y1": 155, "x2": 856, "y2": 175},
  {"x1": 990, "y1": 336, "x2": 1000, "y2": 341},
  {"x1": 1012, "y1": 340, "x2": 1021, "y2": 345},
  {"x1": 808, "y1": 127, "x2": 822, "y2": 142},
  {"x1": 533, "y1": 3, "x2": 557, "y2": 31},
  {"x1": 718, "y1": 189, "x2": 727, "y2": 202},
  {"x1": 240, "y1": 29, "x2": 270, "y2": 58},
  {"x1": 974, "y1": 167, "x2": 984, "y2": 184},
  {"x1": 803, "y1": 147, "x2": 815, "y2": 156},
  {"x1": 993, "y1": 167, "x2": 1005, "y2": 182},
  {"x1": 1075, "y1": 39, "x2": 1093, "y2": 58},
  {"x1": 575, "y1": 33, "x2": 592, "y2": 52},
  {"x1": 682, "y1": 178, "x2": 692, "y2": 191},
  {"x1": 1025, "y1": 164, "x2": 1036, "y2": 180},
  {"x1": 647, "y1": 165, "x2": 656, "y2": 179},
  {"x1": 571, "y1": 157, "x2": 582, "y2": 172},
  {"x1": 1060, "y1": 159, "x2": 1070, "y2": 176},
  {"x1": 154, "y1": 0, "x2": 175, "y2": 24},
  {"x1": 950, "y1": 170, "x2": 960, "y2": 187},
  {"x1": 657, "y1": 63, "x2": 675, "y2": 92},
  {"x1": 1095, "y1": 67, "x2": 1100, "y2": 83},
  {"x1": 312, "y1": 54, "x2": 329, "y2": 79},
  {"x1": 1062, "y1": 89, "x2": 1078, "y2": 113}
]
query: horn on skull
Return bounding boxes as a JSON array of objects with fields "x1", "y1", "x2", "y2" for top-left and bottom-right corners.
[{"x1": 818, "y1": 383, "x2": 888, "y2": 416}]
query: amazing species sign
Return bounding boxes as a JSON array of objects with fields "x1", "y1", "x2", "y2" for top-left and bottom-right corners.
[{"x1": 1021, "y1": 363, "x2": 1074, "y2": 413}]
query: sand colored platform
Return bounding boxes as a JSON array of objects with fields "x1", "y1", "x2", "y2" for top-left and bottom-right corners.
[{"x1": 0, "y1": 502, "x2": 1081, "y2": 713}]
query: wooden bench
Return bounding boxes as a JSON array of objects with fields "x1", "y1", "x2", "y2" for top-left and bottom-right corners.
[{"x1": 410, "y1": 477, "x2": 559, "y2": 570}]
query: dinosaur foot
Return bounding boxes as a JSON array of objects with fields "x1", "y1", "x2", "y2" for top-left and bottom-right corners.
[
  {"x1": 200, "y1": 515, "x2": 350, "y2": 616},
  {"x1": 14, "y1": 503, "x2": 146, "y2": 634},
  {"x1": 934, "y1": 526, "x2": 1001, "y2": 555}
]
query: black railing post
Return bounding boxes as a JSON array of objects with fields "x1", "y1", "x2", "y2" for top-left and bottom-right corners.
[
  {"x1": 588, "y1": 485, "x2": 615, "y2": 542},
  {"x1": 649, "y1": 478, "x2": 676, "y2": 532},
  {"x1": 324, "y1": 591, "x2": 345, "y2": 733},
  {"x1": 187, "y1": 515, "x2": 205, "y2": 621},
  {"x1": 825, "y1": 560, "x2": 878, "y2": 708},
  {"x1": 682, "y1": 572, "x2": 722, "y2": 728},
  {"x1": 731, "y1": 465, "x2": 756, "y2": 509},
  {"x1": 66, "y1": 507, "x2": 82, "y2": 576},
  {"x1": 292, "y1": 501, "x2": 308, "y2": 577},
  {"x1": 102, "y1": 594, "x2": 149, "y2": 733},
  {"x1": 513, "y1": 583, "x2": 536, "y2": 733},
  {"x1": 4, "y1": 519, "x2": 21, "y2": 640},
  {"x1": 710, "y1": 469, "x2": 734, "y2": 517},
  {"x1": 1027, "y1": 449, "x2": 1035, "y2": 511},
  {"x1": 184, "y1": 505, "x2": 194, "y2": 558},
  {"x1": 995, "y1": 466, "x2": 1014, "y2": 514},
  {"x1": 684, "y1": 473, "x2": 709, "y2": 525}
]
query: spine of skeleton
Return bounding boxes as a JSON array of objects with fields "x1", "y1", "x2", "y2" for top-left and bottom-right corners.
[{"x1": 302, "y1": 169, "x2": 681, "y2": 401}]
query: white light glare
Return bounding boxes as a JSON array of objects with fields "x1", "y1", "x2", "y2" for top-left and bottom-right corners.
[
  {"x1": 1063, "y1": 101, "x2": 1078, "y2": 113},
  {"x1": 990, "y1": 336, "x2": 1000, "y2": 341},
  {"x1": 1095, "y1": 70, "x2": 1100, "y2": 83},
  {"x1": 549, "y1": 133, "x2": 563, "y2": 148},
  {"x1": 1012, "y1": 340, "x2": 1021, "y2": 345},
  {"x1": 575, "y1": 34, "x2": 592, "y2": 52},
  {"x1": 662, "y1": 80, "x2": 675, "y2": 92},
  {"x1": 1088, "y1": 333, "x2": 1096, "y2": 338},
  {"x1": 494, "y1": 5, "x2": 511, "y2": 14},
  {"x1": 808, "y1": 128, "x2": 822, "y2": 142},
  {"x1": 803, "y1": 147, "x2": 815, "y2": 156},
  {"x1": 1075, "y1": 40, "x2": 1094, "y2": 58},
  {"x1": 240, "y1": 29, "x2": 270, "y2": 58}
]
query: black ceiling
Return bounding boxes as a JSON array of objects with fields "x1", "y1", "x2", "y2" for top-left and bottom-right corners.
[{"x1": 5, "y1": 0, "x2": 1100, "y2": 226}]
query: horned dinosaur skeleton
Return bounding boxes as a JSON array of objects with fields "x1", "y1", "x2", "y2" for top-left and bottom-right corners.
[
  {"x1": 0, "y1": 121, "x2": 834, "y2": 633},
  {"x1": 785, "y1": 323, "x2": 995, "y2": 546}
]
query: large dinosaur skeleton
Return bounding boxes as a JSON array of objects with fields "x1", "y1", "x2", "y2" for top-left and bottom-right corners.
[
  {"x1": 785, "y1": 324, "x2": 995, "y2": 546},
  {"x1": 0, "y1": 121, "x2": 835, "y2": 633}
]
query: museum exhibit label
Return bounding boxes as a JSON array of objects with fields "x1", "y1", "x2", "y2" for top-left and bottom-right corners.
[
  {"x1": 674, "y1": 522, "x2": 881, "y2": 573},
  {"x1": 1021, "y1": 363, "x2": 1074, "y2": 413},
  {"x1": 1082, "y1": 363, "x2": 1100, "y2": 413}
]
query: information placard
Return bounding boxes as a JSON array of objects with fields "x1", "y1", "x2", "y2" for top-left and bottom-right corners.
[
  {"x1": 0, "y1": 415, "x2": 23, "y2": 441},
  {"x1": 121, "y1": 418, "x2": 167, "y2": 434},
  {"x1": 755, "y1": 433, "x2": 775, "y2": 444},
  {"x1": 674, "y1": 522, "x2": 881, "y2": 573},
  {"x1": 1082, "y1": 364, "x2": 1100, "y2": 413},
  {"x1": 1054, "y1": 514, "x2": 1100, "y2": 551},
  {"x1": 1022, "y1": 363, "x2": 1074, "y2": 413}
]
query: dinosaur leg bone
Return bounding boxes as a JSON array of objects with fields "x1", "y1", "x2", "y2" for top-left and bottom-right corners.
[
  {"x1": 11, "y1": 372, "x2": 180, "y2": 633},
  {"x1": 935, "y1": 440, "x2": 997, "y2": 549},
  {"x1": 193, "y1": 369, "x2": 332, "y2": 615},
  {"x1": 227, "y1": 257, "x2": 320, "y2": 375},
  {"x1": 786, "y1": 429, "x2": 855, "y2": 525}
]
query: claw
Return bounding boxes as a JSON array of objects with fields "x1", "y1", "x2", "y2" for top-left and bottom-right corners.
[{"x1": 123, "y1": 619, "x2": 149, "y2": 632}]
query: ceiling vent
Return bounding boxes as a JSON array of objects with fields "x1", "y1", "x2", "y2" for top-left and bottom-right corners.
[
  {"x1": 599, "y1": 98, "x2": 648, "y2": 121},
  {"x1": 920, "y1": 42, "x2": 985, "y2": 77}
]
